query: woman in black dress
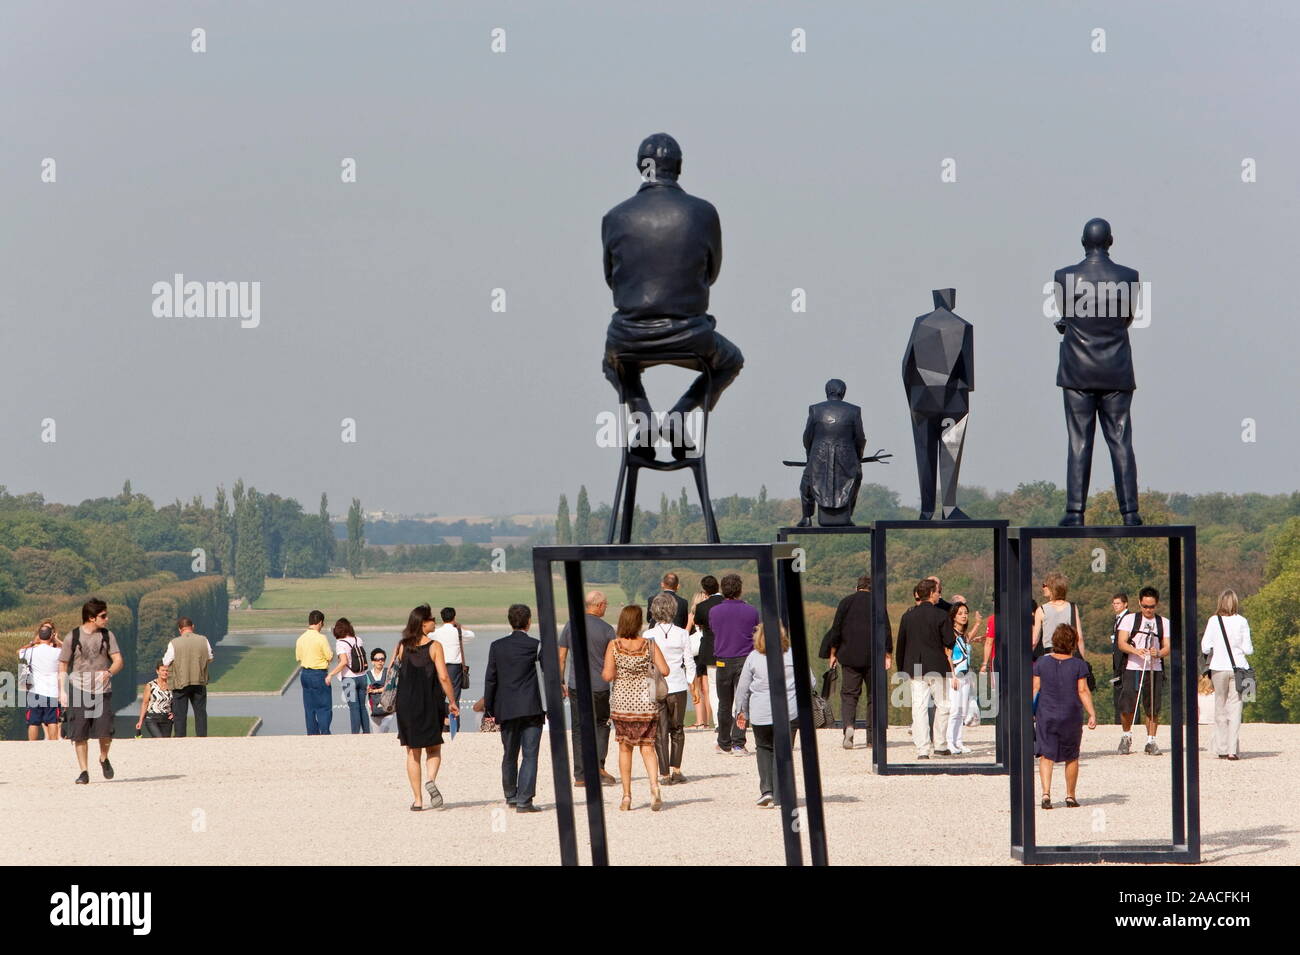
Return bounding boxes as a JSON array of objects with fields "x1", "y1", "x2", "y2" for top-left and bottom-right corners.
[{"x1": 394, "y1": 604, "x2": 460, "y2": 811}]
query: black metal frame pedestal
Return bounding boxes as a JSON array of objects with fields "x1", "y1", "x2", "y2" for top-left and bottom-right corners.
[
  {"x1": 775, "y1": 525, "x2": 874, "y2": 730},
  {"x1": 870, "y1": 519, "x2": 1010, "y2": 775},
  {"x1": 1007, "y1": 525, "x2": 1200, "y2": 864},
  {"x1": 532, "y1": 542, "x2": 826, "y2": 865}
]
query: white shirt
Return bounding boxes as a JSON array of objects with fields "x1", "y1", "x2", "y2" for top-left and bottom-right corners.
[
  {"x1": 1200, "y1": 614, "x2": 1252, "y2": 672},
  {"x1": 432, "y1": 622, "x2": 474, "y2": 665},
  {"x1": 645, "y1": 622, "x2": 696, "y2": 693},
  {"x1": 334, "y1": 635, "x2": 367, "y2": 679},
  {"x1": 19, "y1": 643, "x2": 61, "y2": 698},
  {"x1": 1118, "y1": 613, "x2": 1171, "y2": 671},
  {"x1": 162, "y1": 634, "x2": 214, "y2": 666}
]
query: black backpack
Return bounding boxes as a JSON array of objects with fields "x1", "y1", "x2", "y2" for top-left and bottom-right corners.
[
  {"x1": 69, "y1": 626, "x2": 111, "y2": 668},
  {"x1": 345, "y1": 636, "x2": 366, "y2": 674}
]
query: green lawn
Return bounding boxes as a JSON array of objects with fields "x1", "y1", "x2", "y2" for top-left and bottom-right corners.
[
  {"x1": 231, "y1": 571, "x2": 631, "y2": 630},
  {"x1": 207, "y1": 647, "x2": 298, "y2": 693},
  {"x1": 113, "y1": 715, "x2": 260, "y2": 737}
]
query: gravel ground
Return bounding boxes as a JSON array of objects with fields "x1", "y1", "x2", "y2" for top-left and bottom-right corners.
[{"x1": 3, "y1": 724, "x2": 1293, "y2": 866}]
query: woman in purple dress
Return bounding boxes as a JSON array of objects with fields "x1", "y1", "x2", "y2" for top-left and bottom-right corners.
[{"x1": 1032, "y1": 623, "x2": 1097, "y2": 809}]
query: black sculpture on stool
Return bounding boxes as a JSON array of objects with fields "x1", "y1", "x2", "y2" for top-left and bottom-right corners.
[
  {"x1": 902, "y1": 289, "x2": 974, "y2": 520},
  {"x1": 601, "y1": 133, "x2": 744, "y2": 459},
  {"x1": 600, "y1": 134, "x2": 740, "y2": 543},
  {"x1": 787, "y1": 379, "x2": 889, "y2": 527},
  {"x1": 1052, "y1": 218, "x2": 1142, "y2": 527}
]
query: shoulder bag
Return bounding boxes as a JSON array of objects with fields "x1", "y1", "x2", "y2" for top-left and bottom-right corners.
[
  {"x1": 456, "y1": 624, "x2": 470, "y2": 689},
  {"x1": 1217, "y1": 615, "x2": 1256, "y2": 700},
  {"x1": 646, "y1": 644, "x2": 668, "y2": 703},
  {"x1": 1069, "y1": 603, "x2": 1096, "y2": 691},
  {"x1": 373, "y1": 647, "x2": 401, "y2": 717}
]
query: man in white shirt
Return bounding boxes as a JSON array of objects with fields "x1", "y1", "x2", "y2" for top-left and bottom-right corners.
[
  {"x1": 20, "y1": 623, "x2": 64, "y2": 740},
  {"x1": 433, "y1": 607, "x2": 474, "y2": 734},
  {"x1": 1116, "y1": 586, "x2": 1172, "y2": 755}
]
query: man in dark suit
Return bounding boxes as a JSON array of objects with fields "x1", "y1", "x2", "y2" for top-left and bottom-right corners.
[
  {"x1": 894, "y1": 578, "x2": 954, "y2": 758},
  {"x1": 482, "y1": 604, "x2": 546, "y2": 812},
  {"x1": 826, "y1": 575, "x2": 892, "y2": 749},
  {"x1": 645, "y1": 572, "x2": 689, "y2": 629},
  {"x1": 602, "y1": 133, "x2": 744, "y2": 457},
  {"x1": 1052, "y1": 217, "x2": 1142, "y2": 526},
  {"x1": 797, "y1": 379, "x2": 867, "y2": 527}
]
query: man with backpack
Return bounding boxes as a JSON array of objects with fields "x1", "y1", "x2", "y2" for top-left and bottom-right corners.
[
  {"x1": 1116, "y1": 586, "x2": 1172, "y2": 755},
  {"x1": 57, "y1": 599, "x2": 124, "y2": 784}
]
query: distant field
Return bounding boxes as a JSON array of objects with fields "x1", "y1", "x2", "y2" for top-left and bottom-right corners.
[
  {"x1": 231, "y1": 571, "x2": 631, "y2": 631},
  {"x1": 208, "y1": 647, "x2": 298, "y2": 693},
  {"x1": 112, "y1": 715, "x2": 259, "y2": 738}
]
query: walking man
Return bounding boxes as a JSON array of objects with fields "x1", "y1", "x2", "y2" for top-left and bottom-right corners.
[
  {"x1": 1109, "y1": 593, "x2": 1130, "y2": 724},
  {"x1": 826, "y1": 575, "x2": 892, "y2": 749},
  {"x1": 164, "y1": 617, "x2": 213, "y2": 737},
  {"x1": 710, "y1": 574, "x2": 759, "y2": 756},
  {"x1": 58, "y1": 599, "x2": 123, "y2": 784},
  {"x1": 432, "y1": 607, "x2": 474, "y2": 736},
  {"x1": 482, "y1": 604, "x2": 546, "y2": 813},
  {"x1": 895, "y1": 579, "x2": 953, "y2": 758},
  {"x1": 1116, "y1": 587, "x2": 1171, "y2": 755},
  {"x1": 295, "y1": 610, "x2": 333, "y2": 735},
  {"x1": 645, "y1": 572, "x2": 688, "y2": 629},
  {"x1": 558, "y1": 591, "x2": 618, "y2": 787}
]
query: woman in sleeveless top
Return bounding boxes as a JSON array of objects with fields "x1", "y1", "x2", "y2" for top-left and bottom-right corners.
[
  {"x1": 1032, "y1": 573, "x2": 1086, "y2": 659},
  {"x1": 135, "y1": 661, "x2": 174, "y2": 738},
  {"x1": 394, "y1": 605, "x2": 460, "y2": 811},
  {"x1": 945, "y1": 603, "x2": 976, "y2": 755},
  {"x1": 602, "y1": 605, "x2": 669, "y2": 812}
]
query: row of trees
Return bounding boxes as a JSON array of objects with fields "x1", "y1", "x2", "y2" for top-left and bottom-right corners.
[{"x1": 0, "y1": 482, "x2": 366, "y2": 606}]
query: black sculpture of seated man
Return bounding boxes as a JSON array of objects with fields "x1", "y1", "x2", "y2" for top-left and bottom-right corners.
[{"x1": 601, "y1": 133, "x2": 744, "y2": 459}]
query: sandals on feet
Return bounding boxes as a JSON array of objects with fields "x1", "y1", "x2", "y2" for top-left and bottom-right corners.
[
  {"x1": 1065, "y1": 796, "x2": 1080, "y2": 808},
  {"x1": 1041, "y1": 796, "x2": 1052, "y2": 810},
  {"x1": 619, "y1": 794, "x2": 632, "y2": 811}
]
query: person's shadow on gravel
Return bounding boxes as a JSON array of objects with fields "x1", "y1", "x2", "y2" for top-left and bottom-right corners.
[{"x1": 1202, "y1": 824, "x2": 1294, "y2": 863}]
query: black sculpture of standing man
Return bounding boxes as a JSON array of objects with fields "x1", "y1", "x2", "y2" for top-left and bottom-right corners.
[
  {"x1": 796, "y1": 379, "x2": 866, "y2": 527},
  {"x1": 902, "y1": 289, "x2": 973, "y2": 520},
  {"x1": 601, "y1": 134, "x2": 744, "y2": 458},
  {"x1": 1052, "y1": 218, "x2": 1141, "y2": 526}
]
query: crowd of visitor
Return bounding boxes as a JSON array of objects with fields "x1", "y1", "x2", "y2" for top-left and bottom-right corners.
[{"x1": 16, "y1": 574, "x2": 1254, "y2": 823}]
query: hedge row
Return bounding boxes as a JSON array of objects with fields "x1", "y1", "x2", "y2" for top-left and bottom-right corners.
[
  {"x1": 0, "y1": 573, "x2": 175, "y2": 632},
  {"x1": 135, "y1": 576, "x2": 228, "y2": 675}
]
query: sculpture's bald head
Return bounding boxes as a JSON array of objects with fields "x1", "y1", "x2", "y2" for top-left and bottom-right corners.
[
  {"x1": 825, "y1": 378, "x2": 846, "y2": 400},
  {"x1": 637, "y1": 133, "x2": 682, "y2": 180},
  {"x1": 1081, "y1": 217, "x2": 1113, "y2": 251}
]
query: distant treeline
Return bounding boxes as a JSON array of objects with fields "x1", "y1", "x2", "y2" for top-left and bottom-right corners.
[{"x1": 352, "y1": 517, "x2": 538, "y2": 546}]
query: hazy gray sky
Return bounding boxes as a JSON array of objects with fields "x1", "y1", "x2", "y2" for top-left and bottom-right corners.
[{"x1": 3, "y1": 1, "x2": 1297, "y2": 517}]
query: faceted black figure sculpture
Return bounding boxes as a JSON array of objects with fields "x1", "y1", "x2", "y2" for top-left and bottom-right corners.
[
  {"x1": 795, "y1": 379, "x2": 866, "y2": 527},
  {"x1": 1052, "y1": 218, "x2": 1141, "y2": 526},
  {"x1": 902, "y1": 289, "x2": 973, "y2": 520},
  {"x1": 601, "y1": 134, "x2": 744, "y2": 459}
]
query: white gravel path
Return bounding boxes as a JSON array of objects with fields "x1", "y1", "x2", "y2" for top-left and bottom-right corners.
[{"x1": 2, "y1": 724, "x2": 1292, "y2": 865}]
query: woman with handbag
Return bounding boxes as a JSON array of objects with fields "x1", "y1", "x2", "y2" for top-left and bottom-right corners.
[
  {"x1": 1200, "y1": 589, "x2": 1253, "y2": 761},
  {"x1": 394, "y1": 604, "x2": 460, "y2": 811},
  {"x1": 648, "y1": 593, "x2": 696, "y2": 787},
  {"x1": 602, "y1": 605, "x2": 670, "y2": 812},
  {"x1": 365, "y1": 648, "x2": 396, "y2": 733}
]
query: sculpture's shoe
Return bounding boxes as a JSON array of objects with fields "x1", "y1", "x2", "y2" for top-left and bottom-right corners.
[
  {"x1": 918, "y1": 511, "x2": 935, "y2": 521},
  {"x1": 1058, "y1": 512, "x2": 1085, "y2": 527},
  {"x1": 942, "y1": 507, "x2": 971, "y2": 521},
  {"x1": 795, "y1": 517, "x2": 813, "y2": 528},
  {"x1": 1122, "y1": 512, "x2": 1144, "y2": 526}
]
